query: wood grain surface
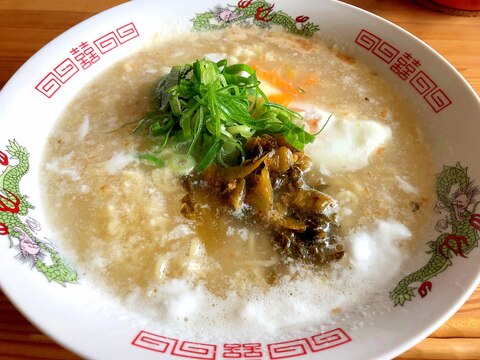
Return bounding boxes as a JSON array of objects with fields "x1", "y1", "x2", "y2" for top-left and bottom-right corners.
[{"x1": 0, "y1": 1, "x2": 479, "y2": 359}]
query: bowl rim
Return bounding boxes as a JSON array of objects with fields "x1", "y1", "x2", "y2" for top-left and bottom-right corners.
[{"x1": 0, "y1": 1, "x2": 479, "y2": 360}]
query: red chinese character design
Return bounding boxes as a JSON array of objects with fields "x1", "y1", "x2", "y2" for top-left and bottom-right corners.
[
  {"x1": 372, "y1": 41, "x2": 400, "y2": 64},
  {"x1": 70, "y1": 41, "x2": 101, "y2": 70},
  {"x1": 35, "y1": 22, "x2": 139, "y2": 98},
  {"x1": 223, "y1": 343, "x2": 262, "y2": 359},
  {"x1": 354, "y1": 29, "x2": 453, "y2": 113},
  {"x1": 390, "y1": 52, "x2": 421, "y2": 81},
  {"x1": 424, "y1": 88, "x2": 452, "y2": 113},
  {"x1": 115, "y1": 23, "x2": 140, "y2": 43},
  {"x1": 53, "y1": 58, "x2": 79, "y2": 83},
  {"x1": 355, "y1": 29, "x2": 381, "y2": 51},
  {"x1": 94, "y1": 32, "x2": 119, "y2": 54}
]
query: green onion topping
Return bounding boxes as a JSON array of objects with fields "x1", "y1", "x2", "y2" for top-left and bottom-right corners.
[{"x1": 135, "y1": 59, "x2": 315, "y2": 172}]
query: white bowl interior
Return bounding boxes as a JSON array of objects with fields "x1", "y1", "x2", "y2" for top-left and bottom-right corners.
[{"x1": 0, "y1": 1, "x2": 479, "y2": 359}]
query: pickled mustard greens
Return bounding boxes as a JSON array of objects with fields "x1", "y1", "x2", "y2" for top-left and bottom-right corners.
[
  {"x1": 183, "y1": 135, "x2": 344, "y2": 265},
  {"x1": 135, "y1": 59, "x2": 315, "y2": 171},
  {"x1": 135, "y1": 59, "x2": 343, "y2": 265}
]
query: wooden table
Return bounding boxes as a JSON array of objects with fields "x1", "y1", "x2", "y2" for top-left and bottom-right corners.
[{"x1": 0, "y1": 0, "x2": 479, "y2": 359}]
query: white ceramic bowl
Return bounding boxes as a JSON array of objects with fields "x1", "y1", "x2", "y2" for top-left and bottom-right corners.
[{"x1": 0, "y1": 1, "x2": 479, "y2": 359}]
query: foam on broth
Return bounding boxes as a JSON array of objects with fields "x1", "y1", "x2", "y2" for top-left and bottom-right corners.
[{"x1": 40, "y1": 27, "x2": 435, "y2": 338}]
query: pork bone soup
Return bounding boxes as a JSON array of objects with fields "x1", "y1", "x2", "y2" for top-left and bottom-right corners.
[{"x1": 41, "y1": 27, "x2": 435, "y2": 337}]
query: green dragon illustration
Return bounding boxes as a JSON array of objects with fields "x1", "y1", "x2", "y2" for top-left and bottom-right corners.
[
  {"x1": 0, "y1": 139, "x2": 77, "y2": 286},
  {"x1": 192, "y1": 0, "x2": 319, "y2": 37},
  {"x1": 390, "y1": 163, "x2": 480, "y2": 306}
]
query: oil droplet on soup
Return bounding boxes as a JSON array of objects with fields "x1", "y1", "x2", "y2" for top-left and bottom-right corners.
[{"x1": 41, "y1": 27, "x2": 435, "y2": 335}]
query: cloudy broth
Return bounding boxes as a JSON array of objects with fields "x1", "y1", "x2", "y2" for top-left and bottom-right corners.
[{"x1": 41, "y1": 27, "x2": 435, "y2": 336}]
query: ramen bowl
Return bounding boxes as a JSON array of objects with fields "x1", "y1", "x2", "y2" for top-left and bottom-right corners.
[{"x1": 0, "y1": 1, "x2": 479, "y2": 359}]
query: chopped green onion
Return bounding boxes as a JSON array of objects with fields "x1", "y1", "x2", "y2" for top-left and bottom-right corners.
[
  {"x1": 135, "y1": 58, "x2": 318, "y2": 172},
  {"x1": 167, "y1": 154, "x2": 196, "y2": 175},
  {"x1": 138, "y1": 153, "x2": 165, "y2": 167}
]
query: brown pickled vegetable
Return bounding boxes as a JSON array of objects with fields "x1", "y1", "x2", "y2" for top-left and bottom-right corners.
[{"x1": 181, "y1": 135, "x2": 344, "y2": 265}]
